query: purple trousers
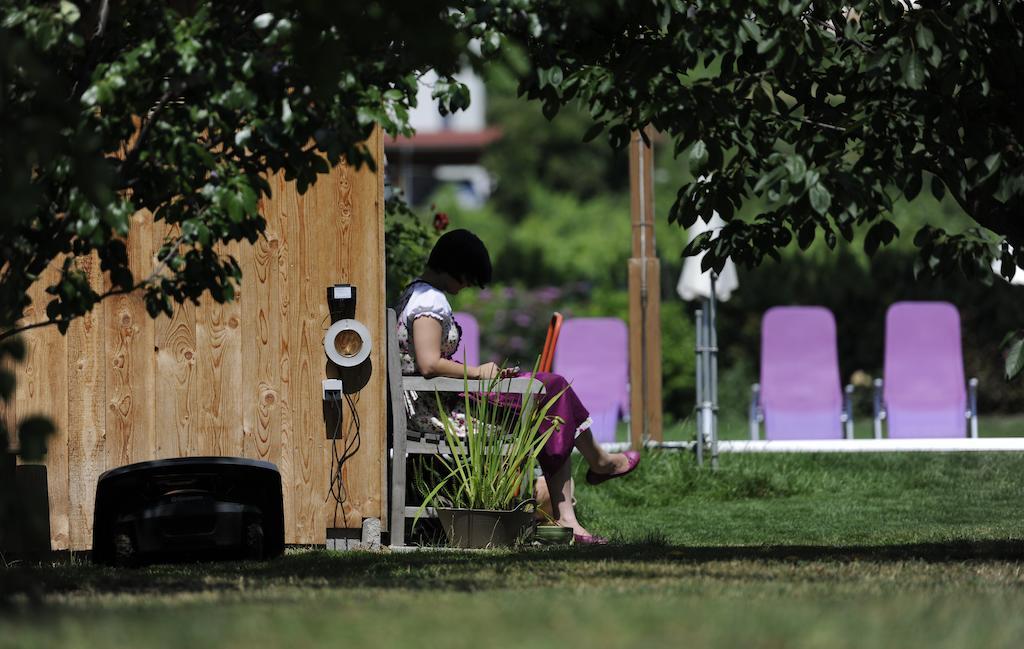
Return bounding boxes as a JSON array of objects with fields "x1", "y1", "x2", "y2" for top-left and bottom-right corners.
[{"x1": 474, "y1": 371, "x2": 590, "y2": 476}]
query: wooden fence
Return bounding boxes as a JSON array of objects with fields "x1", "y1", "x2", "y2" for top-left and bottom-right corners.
[{"x1": 5, "y1": 130, "x2": 386, "y2": 550}]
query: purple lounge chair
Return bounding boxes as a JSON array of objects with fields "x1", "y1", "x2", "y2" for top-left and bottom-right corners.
[
  {"x1": 751, "y1": 306, "x2": 853, "y2": 440},
  {"x1": 875, "y1": 301, "x2": 978, "y2": 438},
  {"x1": 452, "y1": 311, "x2": 480, "y2": 367},
  {"x1": 552, "y1": 317, "x2": 629, "y2": 444}
]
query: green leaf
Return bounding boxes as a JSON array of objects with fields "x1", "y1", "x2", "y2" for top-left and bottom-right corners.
[
  {"x1": 753, "y1": 84, "x2": 773, "y2": 112},
  {"x1": 1005, "y1": 335, "x2": 1024, "y2": 380},
  {"x1": 549, "y1": 66, "x2": 563, "y2": 87},
  {"x1": 915, "y1": 23, "x2": 934, "y2": 50},
  {"x1": 913, "y1": 225, "x2": 940, "y2": 247},
  {"x1": 900, "y1": 51, "x2": 925, "y2": 89},
  {"x1": 59, "y1": 0, "x2": 81, "y2": 24},
  {"x1": 582, "y1": 122, "x2": 605, "y2": 143},
  {"x1": 809, "y1": 184, "x2": 831, "y2": 215},
  {"x1": 905, "y1": 170, "x2": 922, "y2": 200},
  {"x1": 797, "y1": 222, "x2": 815, "y2": 250},
  {"x1": 784, "y1": 155, "x2": 807, "y2": 183},
  {"x1": 931, "y1": 175, "x2": 946, "y2": 200},
  {"x1": 1000, "y1": 248, "x2": 1016, "y2": 280},
  {"x1": 688, "y1": 140, "x2": 709, "y2": 173},
  {"x1": 253, "y1": 13, "x2": 274, "y2": 30},
  {"x1": 864, "y1": 50, "x2": 891, "y2": 71},
  {"x1": 741, "y1": 18, "x2": 763, "y2": 43},
  {"x1": 864, "y1": 221, "x2": 899, "y2": 256}
]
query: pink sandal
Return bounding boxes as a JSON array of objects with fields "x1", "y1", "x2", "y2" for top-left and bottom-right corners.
[
  {"x1": 573, "y1": 533, "x2": 609, "y2": 545},
  {"x1": 585, "y1": 451, "x2": 641, "y2": 486}
]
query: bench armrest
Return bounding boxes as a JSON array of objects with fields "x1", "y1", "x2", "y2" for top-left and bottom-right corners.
[{"x1": 402, "y1": 376, "x2": 544, "y2": 395}]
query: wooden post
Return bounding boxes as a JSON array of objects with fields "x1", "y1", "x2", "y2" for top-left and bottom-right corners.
[{"x1": 628, "y1": 128, "x2": 663, "y2": 449}]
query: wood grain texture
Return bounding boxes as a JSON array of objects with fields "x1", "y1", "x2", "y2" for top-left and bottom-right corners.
[
  {"x1": 106, "y1": 211, "x2": 155, "y2": 468},
  {"x1": 628, "y1": 259, "x2": 664, "y2": 448},
  {"x1": 66, "y1": 253, "x2": 106, "y2": 549},
  {"x1": 240, "y1": 226, "x2": 282, "y2": 465},
  {"x1": 153, "y1": 223, "x2": 198, "y2": 460},
  {"x1": 194, "y1": 241, "x2": 242, "y2": 458},
  {"x1": 220, "y1": 239, "x2": 244, "y2": 456},
  {"x1": 260, "y1": 171, "x2": 297, "y2": 541},
  {"x1": 0, "y1": 354, "x2": 16, "y2": 449},
  {"x1": 19, "y1": 127, "x2": 386, "y2": 549},
  {"x1": 333, "y1": 129, "x2": 386, "y2": 530},
  {"x1": 286, "y1": 178, "x2": 319, "y2": 544},
  {"x1": 323, "y1": 156, "x2": 356, "y2": 531},
  {"x1": 18, "y1": 263, "x2": 70, "y2": 549}
]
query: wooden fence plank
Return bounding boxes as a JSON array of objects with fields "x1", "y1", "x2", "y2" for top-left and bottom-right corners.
[
  {"x1": 347, "y1": 130, "x2": 386, "y2": 527},
  {"x1": 220, "y1": 239, "x2": 244, "y2": 457},
  {"x1": 324, "y1": 157, "x2": 369, "y2": 531},
  {"x1": 106, "y1": 211, "x2": 155, "y2": 469},
  {"x1": 320, "y1": 160, "x2": 351, "y2": 531},
  {"x1": 66, "y1": 253, "x2": 107, "y2": 549},
  {"x1": 0, "y1": 354, "x2": 16, "y2": 450},
  {"x1": 241, "y1": 226, "x2": 282, "y2": 465},
  {"x1": 272, "y1": 179, "x2": 297, "y2": 542},
  {"x1": 286, "y1": 181, "x2": 320, "y2": 544},
  {"x1": 18, "y1": 264, "x2": 70, "y2": 549},
  {"x1": 152, "y1": 223, "x2": 198, "y2": 459},
  {"x1": 194, "y1": 241, "x2": 243, "y2": 458}
]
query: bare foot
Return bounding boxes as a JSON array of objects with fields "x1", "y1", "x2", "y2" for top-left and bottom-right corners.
[
  {"x1": 562, "y1": 522, "x2": 592, "y2": 537},
  {"x1": 591, "y1": 452, "x2": 632, "y2": 476}
]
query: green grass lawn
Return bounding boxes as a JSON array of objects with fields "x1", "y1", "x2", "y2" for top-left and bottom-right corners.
[{"x1": 3, "y1": 452, "x2": 1023, "y2": 648}]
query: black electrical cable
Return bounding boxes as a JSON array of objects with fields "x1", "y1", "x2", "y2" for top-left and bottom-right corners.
[
  {"x1": 326, "y1": 396, "x2": 344, "y2": 504},
  {"x1": 326, "y1": 390, "x2": 362, "y2": 529}
]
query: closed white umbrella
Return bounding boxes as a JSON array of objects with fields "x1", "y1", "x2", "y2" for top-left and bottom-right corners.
[
  {"x1": 676, "y1": 212, "x2": 739, "y2": 301},
  {"x1": 991, "y1": 244, "x2": 1024, "y2": 286},
  {"x1": 677, "y1": 212, "x2": 739, "y2": 469}
]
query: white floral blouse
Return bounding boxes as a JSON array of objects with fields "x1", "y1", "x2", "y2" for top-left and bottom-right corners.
[{"x1": 396, "y1": 280, "x2": 468, "y2": 437}]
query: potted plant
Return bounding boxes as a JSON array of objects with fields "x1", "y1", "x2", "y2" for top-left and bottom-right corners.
[{"x1": 414, "y1": 365, "x2": 566, "y2": 549}]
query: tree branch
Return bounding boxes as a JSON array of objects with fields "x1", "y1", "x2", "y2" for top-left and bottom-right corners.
[
  {"x1": 0, "y1": 285, "x2": 134, "y2": 344},
  {"x1": 119, "y1": 85, "x2": 180, "y2": 177},
  {"x1": 0, "y1": 229, "x2": 189, "y2": 344},
  {"x1": 94, "y1": 0, "x2": 110, "y2": 39}
]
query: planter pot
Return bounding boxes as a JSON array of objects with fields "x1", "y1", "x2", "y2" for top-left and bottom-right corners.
[{"x1": 435, "y1": 500, "x2": 536, "y2": 549}]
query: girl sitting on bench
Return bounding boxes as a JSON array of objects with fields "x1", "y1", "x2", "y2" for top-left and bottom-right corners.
[{"x1": 396, "y1": 229, "x2": 640, "y2": 545}]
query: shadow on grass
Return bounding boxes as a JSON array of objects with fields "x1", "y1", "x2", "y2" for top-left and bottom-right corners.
[{"x1": 2, "y1": 538, "x2": 1023, "y2": 609}]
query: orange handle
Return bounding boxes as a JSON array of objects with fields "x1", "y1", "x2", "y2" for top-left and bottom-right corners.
[{"x1": 538, "y1": 312, "x2": 563, "y2": 373}]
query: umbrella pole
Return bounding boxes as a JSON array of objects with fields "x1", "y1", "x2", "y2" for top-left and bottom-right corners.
[
  {"x1": 709, "y1": 272, "x2": 720, "y2": 471},
  {"x1": 697, "y1": 301, "x2": 715, "y2": 467},
  {"x1": 694, "y1": 307, "x2": 704, "y2": 466}
]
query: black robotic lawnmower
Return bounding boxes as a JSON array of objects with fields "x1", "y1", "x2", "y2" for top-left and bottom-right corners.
[{"x1": 92, "y1": 457, "x2": 284, "y2": 566}]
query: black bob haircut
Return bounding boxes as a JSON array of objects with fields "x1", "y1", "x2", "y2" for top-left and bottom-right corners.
[{"x1": 426, "y1": 228, "x2": 492, "y2": 288}]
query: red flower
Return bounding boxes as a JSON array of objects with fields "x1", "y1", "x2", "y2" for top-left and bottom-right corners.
[{"x1": 433, "y1": 212, "x2": 449, "y2": 232}]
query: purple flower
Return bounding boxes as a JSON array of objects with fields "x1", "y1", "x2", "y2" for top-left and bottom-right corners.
[
  {"x1": 503, "y1": 286, "x2": 517, "y2": 299},
  {"x1": 514, "y1": 313, "x2": 532, "y2": 327},
  {"x1": 508, "y1": 336, "x2": 526, "y2": 351},
  {"x1": 535, "y1": 286, "x2": 563, "y2": 304},
  {"x1": 478, "y1": 289, "x2": 492, "y2": 301}
]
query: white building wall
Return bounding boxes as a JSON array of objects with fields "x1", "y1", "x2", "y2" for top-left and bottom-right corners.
[{"x1": 409, "y1": 68, "x2": 486, "y2": 133}]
